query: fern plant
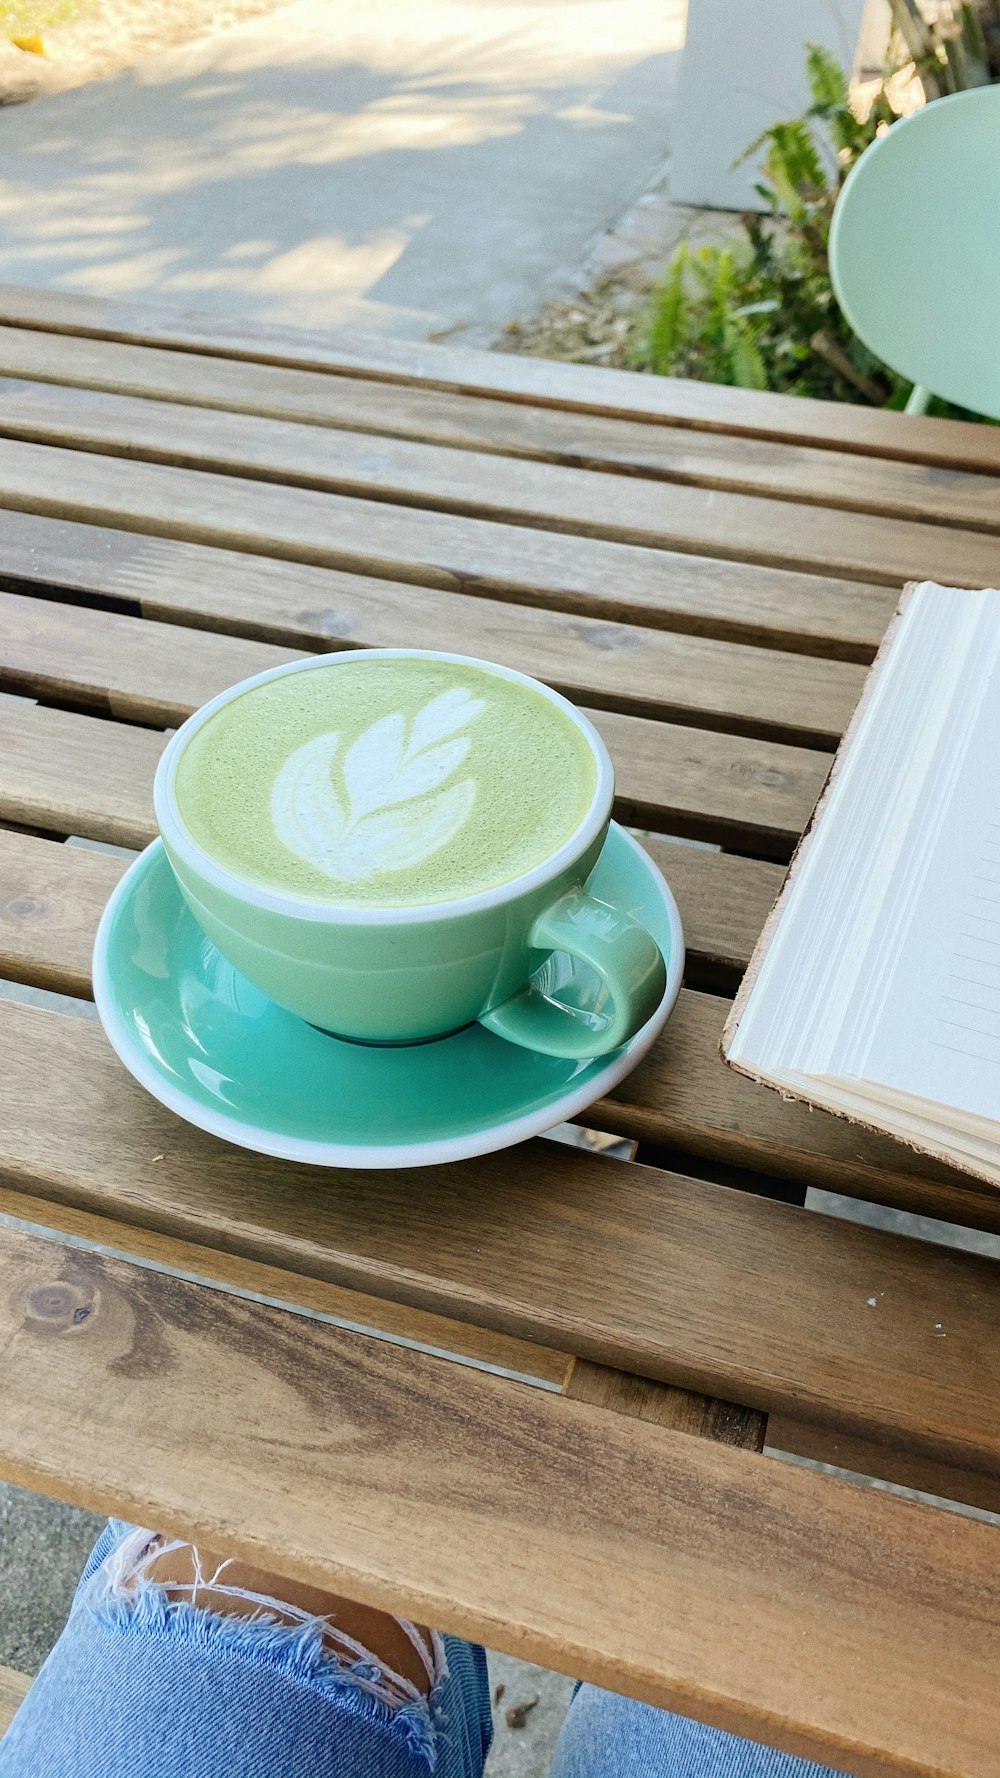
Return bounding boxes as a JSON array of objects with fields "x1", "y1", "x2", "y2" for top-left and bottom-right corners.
[
  {"x1": 642, "y1": 34, "x2": 993, "y2": 408},
  {"x1": 649, "y1": 244, "x2": 770, "y2": 390}
]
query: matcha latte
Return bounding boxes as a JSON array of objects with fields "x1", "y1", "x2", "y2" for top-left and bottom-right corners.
[{"x1": 173, "y1": 655, "x2": 600, "y2": 909}]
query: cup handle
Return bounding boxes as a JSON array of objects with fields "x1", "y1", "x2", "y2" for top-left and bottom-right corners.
[{"x1": 478, "y1": 887, "x2": 666, "y2": 1060}]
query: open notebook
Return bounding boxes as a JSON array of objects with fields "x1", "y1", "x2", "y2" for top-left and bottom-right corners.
[{"x1": 723, "y1": 581, "x2": 1000, "y2": 1189}]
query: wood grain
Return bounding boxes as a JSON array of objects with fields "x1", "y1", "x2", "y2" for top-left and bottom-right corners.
[
  {"x1": 3, "y1": 815, "x2": 997, "y2": 1231},
  {"x1": 0, "y1": 506, "x2": 896, "y2": 664},
  {"x1": 0, "y1": 829, "x2": 783, "y2": 1001},
  {"x1": 0, "y1": 1036, "x2": 987, "y2": 1507},
  {"x1": 0, "y1": 690, "x2": 827, "y2": 859},
  {"x1": 0, "y1": 534, "x2": 863, "y2": 738},
  {"x1": 599, "y1": 986, "x2": 1000, "y2": 1231},
  {"x1": 640, "y1": 844, "x2": 784, "y2": 981},
  {"x1": 0, "y1": 1182, "x2": 570, "y2": 1385},
  {"x1": 8, "y1": 894, "x2": 987, "y2": 1494},
  {"x1": 2, "y1": 280, "x2": 999, "y2": 473},
  {"x1": 767, "y1": 1412, "x2": 1000, "y2": 1516},
  {"x1": 0, "y1": 830, "x2": 126, "y2": 997},
  {"x1": 2, "y1": 1000, "x2": 998, "y2": 1470},
  {"x1": 0, "y1": 324, "x2": 997, "y2": 533},
  {"x1": 0, "y1": 590, "x2": 295, "y2": 727},
  {"x1": 0, "y1": 578, "x2": 865, "y2": 751},
  {"x1": 0, "y1": 1667, "x2": 30, "y2": 1736},
  {"x1": 0, "y1": 701, "x2": 166, "y2": 851},
  {"x1": 566, "y1": 1358, "x2": 766, "y2": 1450},
  {"x1": 0, "y1": 411, "x2": 996, "y2": 597},
  {"x1": 3, "y1": 813, "x2": 998, "y2": 1230},
  {"x1": 3, "y1": 1222, "x2": 1000, "y2": 1778}
]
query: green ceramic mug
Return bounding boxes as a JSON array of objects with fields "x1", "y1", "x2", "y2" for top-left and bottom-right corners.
[{"x1": 153, "y1": 650, "x2": 666, "y2": 1058}]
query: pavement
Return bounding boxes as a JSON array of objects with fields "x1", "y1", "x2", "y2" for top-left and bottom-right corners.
[
  {"x1": 0, "y1": 0, "x2": 685, "y2": 344},
  {"x1": 0, "y1": 1485, "x2": 101, "y2": 1680}
]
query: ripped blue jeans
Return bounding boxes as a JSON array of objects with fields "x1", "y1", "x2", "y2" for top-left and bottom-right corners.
[
  {"x1": 0, "y1": 1521, "x2": 490, "y2": 1778},
  {"x1": 0, "y1": 1520, "x2": 849, "y2": 1778}
]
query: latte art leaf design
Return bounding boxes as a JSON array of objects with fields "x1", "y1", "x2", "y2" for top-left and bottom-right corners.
[{"x1": 270, "y1": 686, "x2": 485, "y2": 882}]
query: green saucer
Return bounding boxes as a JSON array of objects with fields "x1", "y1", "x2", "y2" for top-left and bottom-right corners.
[{"x1": 92, "y1": 824, "x2": 683, "y2": 1168}]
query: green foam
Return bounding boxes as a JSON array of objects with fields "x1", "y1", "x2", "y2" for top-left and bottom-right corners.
[{"x1": 174, "y1": 658, "x2": 599, "y2": 907}]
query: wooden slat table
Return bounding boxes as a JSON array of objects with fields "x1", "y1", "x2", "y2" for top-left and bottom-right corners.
[{"x1": 1, "y1": 284, "x2": 999, "y2": 1778}]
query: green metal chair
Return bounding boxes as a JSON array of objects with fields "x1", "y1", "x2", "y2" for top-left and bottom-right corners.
[{"x1": 829, "y1": 85, "x2": 1000, "y2": 418}]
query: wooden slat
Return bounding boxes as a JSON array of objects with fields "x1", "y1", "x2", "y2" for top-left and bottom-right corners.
[
  {"x1": 0, "y1": 576, "x2": 864, "y2": 752},
  {"x1": 0, "y1": 1668, "x2": 30, "y2": 1736},
  {"x1": 4, "y1": 1223, "x2": 1000, "y2": 1778},
  {"x1": 2, "y1": 280, "x2": 999, "y2": 474},
  {"x1": 0, "y1": 328, "x2": 998, "y2": 533},
  {"x1": 0, "y1": 438, "x2": 903, "y2": 658},
  {"x1": 0, "y1": 589, "x2": 295, "y2": 727},
  {"x1": 0, "y1": 829, "x2": 783, "y2": 1002},
  {"x1": 1, "y1": 808, "x2": 996, "y2": 1234},
  {"x1": 3, "y1": 807, "x2": 997, "y2": 1232},
  {"x1": 0, "y1": 396, "x2": 997, "y2": 596},
  {"x1": 0, "y1": 529, "x2": 859, "y2": 741},
  {"x1": 0, "y1": 1183, "x2": 570, "y2": 1386},
  {"x1": 0, "y1": 690, "x2": 825, "y2": 860},
  {"x1": 634, "y1": 845, "x2": 784, "y2": 984},
  {"x1": 0, "y1": 830, "x2": 125, "y2": 997},
  {"x1": 566, "y1": 1358, "x2": 767, "y2": 1450},
  {"x1": 598, "y1": 986, "x2": 1000, "y2": 1234},
  {"x1": 0, "y1": 506, "x2": 896, "y2": 665},
  {"x1": 767, "y1": 1412, "x2": 1000, "y2": 1517},
  {"x1": 0, "y1": 1080, "x2": 988, "y2": 1514},
  {"x1": 0, "y1": 701, "x2": 165, "y2": 852},
  {"x1": 2, "y1": 1000, "x2": 998, "y2": 1473},
  {"x1": 12, "y1": 822, "x2": 993, "y2": 1231}
]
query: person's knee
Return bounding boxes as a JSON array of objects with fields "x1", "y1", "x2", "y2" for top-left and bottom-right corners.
[{"x1": 112, "y1": 1530, "x2": 437, "y2": 1699}]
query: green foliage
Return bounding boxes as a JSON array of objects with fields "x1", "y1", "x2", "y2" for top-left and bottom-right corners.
[
  {"x1": 889, "y1": 0, "x2": 1000, "y2": 97},
  {"x1": 641, "y1": 36, "x2": 990, "y2": 409},
  {"x1": 804, "y1": 40, "x2": 849, "y2": 111},
  {"x1": 1, "y1": 0, "x2": 88, "y2": 34},
  {"x1": 646, "y1": 241, "x2": 773, "y2": 390},
  {"x1": 648, "y1": 246, "x2": 688, "y2": 375}
]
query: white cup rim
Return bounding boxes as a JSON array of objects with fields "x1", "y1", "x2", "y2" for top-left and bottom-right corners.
[{"x1": 153, "y1": 649, "x2": 615, "y2": 926}]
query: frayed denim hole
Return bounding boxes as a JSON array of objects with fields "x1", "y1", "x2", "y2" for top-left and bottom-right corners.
[{"x1": 80, "y1": 1527, "x2": 447, "y2": 1772}]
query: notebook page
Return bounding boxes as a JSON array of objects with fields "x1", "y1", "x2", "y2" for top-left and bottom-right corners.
[
  {"x1": 835, "y1": 593, "x2": 1000, "y2": 1125},
  {"x1": 727, "y1": 583, "x2": 986, "y2": 1076}
]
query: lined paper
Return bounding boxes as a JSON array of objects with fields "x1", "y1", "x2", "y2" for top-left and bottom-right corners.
[
  {"x1": 846, "y1": 617, "x2": 1000, "y2": 1126},
  {"x1": 728, "y1": 585, "x2": 1000, "y2": 1157},
  {"x1": 934, "y1": 827, "x2": 1000, "y2": 1063}
]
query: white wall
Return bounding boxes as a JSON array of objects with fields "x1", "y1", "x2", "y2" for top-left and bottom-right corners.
[{"x1": 670, "y1": 0, "x2": 888, "y2": 210}]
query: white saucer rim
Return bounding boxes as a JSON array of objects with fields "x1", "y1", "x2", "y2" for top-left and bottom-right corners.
[{"x1": 92, "y1": 825, "x2": 685, "y2": 1169}]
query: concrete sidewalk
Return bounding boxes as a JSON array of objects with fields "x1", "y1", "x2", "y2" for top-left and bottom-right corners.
[{"x1": 0, "y1": 0, "x2": 684, "y2": 343}]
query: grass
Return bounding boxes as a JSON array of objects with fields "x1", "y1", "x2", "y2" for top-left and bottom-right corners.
[{"x1": 1, "y1": 0, "x2": 93, "y2": 37}]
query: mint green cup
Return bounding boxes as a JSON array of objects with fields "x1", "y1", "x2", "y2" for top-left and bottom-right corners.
[{"x1": 153, "y1": 651, "x2": 666, "y2": 1059}]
